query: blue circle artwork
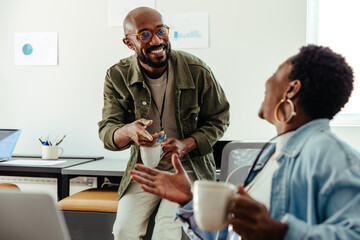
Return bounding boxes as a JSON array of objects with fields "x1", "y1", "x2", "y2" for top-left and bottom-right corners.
[{"x1": 22, "y1": 43, "x2": 33, "y2": 55}]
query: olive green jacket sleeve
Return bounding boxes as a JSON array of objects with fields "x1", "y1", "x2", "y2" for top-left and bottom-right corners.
[{"x1": 98, "y1": 55, "x2": 139, "y2": 152}]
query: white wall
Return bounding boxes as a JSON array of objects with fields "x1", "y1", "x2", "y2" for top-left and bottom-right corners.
[{"x1": 1, "y1": 0, "x2": 359, "y2": 159}]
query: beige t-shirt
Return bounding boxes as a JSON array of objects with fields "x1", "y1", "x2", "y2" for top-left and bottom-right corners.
[
  {"x1": 245, "y1": 131, "x2": 294, "y2": 209},
  {"x1": 144, "y1": 61, "x2": 191, "y2": 171}
]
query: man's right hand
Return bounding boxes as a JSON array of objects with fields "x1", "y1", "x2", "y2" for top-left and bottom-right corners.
[
  {"x1": 114, "y1": 118, "x2": 164, "y2": 148},
  {"x1": 129, "y1": 154, "x2": 193, "y2": 207}
]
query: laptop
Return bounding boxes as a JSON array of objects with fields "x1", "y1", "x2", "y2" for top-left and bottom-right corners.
[
  {"x1": 0, "y1": 191, "x2": 71, "y2": 240},
  {"x1": 0, "y1": 129, "x2": 22, "y2": 161}
]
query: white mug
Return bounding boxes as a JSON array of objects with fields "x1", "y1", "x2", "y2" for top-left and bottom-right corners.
[
  {"x1": 193, "y1": 180, "x2": 237, "y2": 231},
  {"x1": 140, "y1": 142, "x2": 162, "y2": 168},
  {"x1": 41, "y1": 145, "x2": 64, "y2": 160}
]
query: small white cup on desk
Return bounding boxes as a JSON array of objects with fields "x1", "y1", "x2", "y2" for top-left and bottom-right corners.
[
  {"x1": 140, "y1": 142, "x2": 162, "y2": 168},
  {"x1": 42, "y1": 145, "x2": 64, "y2": 160},
  {"x1": 193, "y1": 180, "x2": 237, "y2": 231}
]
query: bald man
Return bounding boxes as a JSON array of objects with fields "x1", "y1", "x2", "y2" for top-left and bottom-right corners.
[{"x1": 98, "y1": 7, "x2": 230, "y2": 240}]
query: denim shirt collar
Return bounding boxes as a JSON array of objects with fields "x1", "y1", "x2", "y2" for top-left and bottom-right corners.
[
  {"x1": 281, "y1": 118, "x2": 330, "y2": 159},
  {"x1": 253, "y1": 119, "x2": 331, "y2": 171}
]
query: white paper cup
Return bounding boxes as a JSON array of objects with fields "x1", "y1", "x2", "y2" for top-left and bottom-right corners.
[
  {"x1": 41, "y1": 145, "x2": 64, "y2": 160},
  {"x1": 140, "y1": 143, "x2": 161, "y2": 168},
  {"x1": 193, "y1": 180, "x2": 237, "y2": 231}
]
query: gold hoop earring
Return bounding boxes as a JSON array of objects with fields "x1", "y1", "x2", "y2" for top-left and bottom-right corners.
[{"x1": 274, "y1": 99, "x2": 296, "y2": 123}]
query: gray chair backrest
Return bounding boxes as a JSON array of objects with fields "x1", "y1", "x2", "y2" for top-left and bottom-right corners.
[
  {"x1": 219, "y1": 141, "x2": 267, "y2": 182},
  {"x1": 225, "y1": 164, "x2": 252, "y2": 185}
]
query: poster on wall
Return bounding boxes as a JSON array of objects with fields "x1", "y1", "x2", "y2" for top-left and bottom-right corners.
[
  {"x1": 108, "y1": 0, "x2": 156, "y2": 27},
  {"x1": 14, "y1": 32, "x2": 58, "y2": 66},
  {"x1": 163, "y1": 12, "x2": 209, "y2": 49}
]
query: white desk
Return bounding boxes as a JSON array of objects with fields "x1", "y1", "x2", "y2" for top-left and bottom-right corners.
[
  {"x1": 62, "y1": 158, "x2": 127, "y2": 177},
  {"x1": 0, "y1": 156, "x2": 100, "y2": 200}
]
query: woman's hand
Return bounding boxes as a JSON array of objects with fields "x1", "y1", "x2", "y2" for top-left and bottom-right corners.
[
  {"x1": 129, "y1": 154, "x2": 193, "y2": 206},
  {"x1": 228, "y1": 186, "x2": 288, "y2": 240}
]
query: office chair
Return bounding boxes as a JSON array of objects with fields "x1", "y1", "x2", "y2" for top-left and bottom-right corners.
[
  {"x1": 225, "y1": 164, "x2": 253, "y2": 185},
  {"x1": 212, "y1": 140, "x2": 232, "y2": 180},
  {"x1": 219, "y1": 141, "x2": 267, "y2": 184}
]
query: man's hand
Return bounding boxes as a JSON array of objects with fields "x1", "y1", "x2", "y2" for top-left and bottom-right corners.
[
  {"x1": 160, "y1": 137, "x2": 197, "y2": 163},
  {"x1": 129, "y1": 154, "x2": 193, "y2": 206},
  {"x1": 114, "y1": 119, "x2": 164, "y2": 148},
  {"x1": 228, "y1": 186, "x2": 288, "y2": 240}
]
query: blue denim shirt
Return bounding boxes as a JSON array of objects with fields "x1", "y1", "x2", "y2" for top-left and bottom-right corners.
[{"x1": 176, "y1": 119, "x2": 360, "y2": 239}]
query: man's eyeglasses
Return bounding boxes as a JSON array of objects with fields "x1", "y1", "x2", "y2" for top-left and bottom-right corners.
[{"x1": 126, "y1": 26, "x2": 170, "y2": 43}]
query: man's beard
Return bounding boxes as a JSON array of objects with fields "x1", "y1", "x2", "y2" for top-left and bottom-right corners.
[{"x1": 137, "y1": 44, "x2": 171, "y2": 68}]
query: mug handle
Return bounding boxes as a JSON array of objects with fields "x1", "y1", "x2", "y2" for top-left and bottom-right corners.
[{"x1": 58, "y1": 147, "x2": 64, "y2": 157}]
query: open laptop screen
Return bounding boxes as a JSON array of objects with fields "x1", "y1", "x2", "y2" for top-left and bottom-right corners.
[
  {"x1": 0, "y1": 191, "x2": 71, "y2": 240},
  {"x1": 0, "y1": 129, "x2": 22, "y2": 159}
]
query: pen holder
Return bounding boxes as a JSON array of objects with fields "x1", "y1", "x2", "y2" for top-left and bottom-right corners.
[{"x1": 42, "y1": 145, "x2": 64, "y2": 160}]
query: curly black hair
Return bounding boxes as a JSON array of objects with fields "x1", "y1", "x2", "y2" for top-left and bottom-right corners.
[{"x1": 289, "y1": 45, "x2": 354, "y2": 119}]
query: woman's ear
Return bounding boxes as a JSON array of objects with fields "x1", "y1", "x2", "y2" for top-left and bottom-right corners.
[
  {"x1": 123, "y1": 38, "x2": 135, "y2": 50},
  {"x1": 286, "y1": 80, "x2": 301, "y2": 99}
]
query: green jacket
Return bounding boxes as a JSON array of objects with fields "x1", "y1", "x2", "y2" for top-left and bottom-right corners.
[{"x1": 98, "y1": 50, "x2": 230, "y2": 199}]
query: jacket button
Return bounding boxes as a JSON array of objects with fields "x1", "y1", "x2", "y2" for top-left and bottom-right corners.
[{"x1": 142, "y1": 101, "x2": 147, "y2": 106}]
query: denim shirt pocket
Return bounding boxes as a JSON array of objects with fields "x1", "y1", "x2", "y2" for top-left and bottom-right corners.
[
  {"x1": 117, "y1": 99, "x2": 135, "y2": 123},
  {"x1": 181, "y1": 105, "x2": 200, "y2": 136}
]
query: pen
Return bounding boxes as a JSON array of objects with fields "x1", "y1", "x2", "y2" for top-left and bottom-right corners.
[
  {"x1": 55, "y1": 135, "x2": 66, "y2": 146},
  {"x1": 40, "y1": 135, "x2": 65, "y2": 145},
  {"x1": 52, "y1": 135, "x2": 60, "y2": 146},
  {"x1": 45, "y1": 135, "x2": 51, "y2": 146}
]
